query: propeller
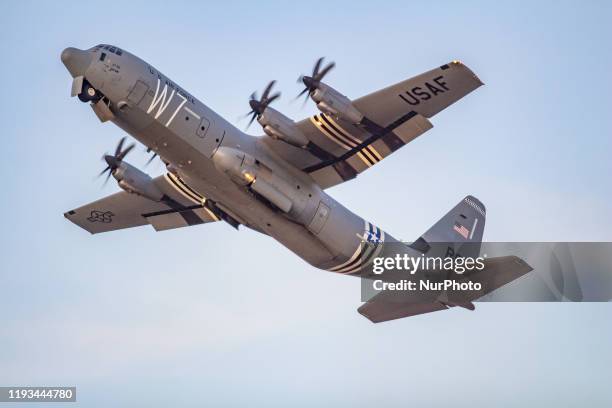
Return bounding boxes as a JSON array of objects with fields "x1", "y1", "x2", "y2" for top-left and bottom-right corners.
[
  {"x1": 98, "y1": 136, "x2": 135, "y2": 184},
  {"x1": 297, "y1": 57, "x2": 335, "y2": 102},
  {"x1": 145, "y1": 147, "x2": 157, "y2": 166},
  {"x1": 244, "y1": 80, "x2": 280, "y2": 129}
]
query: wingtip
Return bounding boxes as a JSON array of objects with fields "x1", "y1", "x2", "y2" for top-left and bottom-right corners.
[
  {"x1": 448, "y1": 60, "x2": 484, "y2": 87},
  {"x1": 357, "y1": 304, "x2": 382, "y2": 323}
]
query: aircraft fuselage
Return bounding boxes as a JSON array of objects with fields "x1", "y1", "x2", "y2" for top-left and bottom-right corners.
[{"x1": 62, "y1": 44, "x2": 405, "y2": 273}]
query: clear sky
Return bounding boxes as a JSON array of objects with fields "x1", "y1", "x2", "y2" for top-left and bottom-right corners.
[{"x1": 1, "y1": 1, "x2": 611, "y2": 407}]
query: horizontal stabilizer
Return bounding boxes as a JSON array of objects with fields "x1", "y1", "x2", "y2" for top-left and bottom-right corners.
[{"x1": 358, "y1": 255, "x2": 532, "y2": 323}]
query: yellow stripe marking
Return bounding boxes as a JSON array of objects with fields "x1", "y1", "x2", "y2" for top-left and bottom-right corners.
[
  {"x1": 310, "y1": 116, "x2": 373, "y2": 167},
  {"x1": 323, "y1": 114, "x2": 384, "y2": 162}
]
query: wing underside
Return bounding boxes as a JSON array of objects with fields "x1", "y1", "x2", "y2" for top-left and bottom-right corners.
[{"x1": 64, "y1": 173, "x2": 220, "y2": 234}]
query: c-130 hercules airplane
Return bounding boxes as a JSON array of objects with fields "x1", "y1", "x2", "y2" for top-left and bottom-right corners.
[{"x1": 62, "y1": 45, "x2": 531, "y2": 322}]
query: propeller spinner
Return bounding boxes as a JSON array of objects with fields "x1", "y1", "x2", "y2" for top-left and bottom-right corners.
[{"x1": 245, "y1": 80, "x2": 280, "y2": 129}]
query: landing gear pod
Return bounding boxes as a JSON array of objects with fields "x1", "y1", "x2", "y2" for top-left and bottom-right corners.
[
  {"x1": 212, "y1": 147, "x2": 297, "y2": 214},
  {"x1": 251, "y1": 178, "x2": 293, "y2": 213}
]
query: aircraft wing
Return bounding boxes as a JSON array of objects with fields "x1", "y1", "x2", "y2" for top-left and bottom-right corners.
[
  {"x1": 262, "y1": 61, "x2": 483, "y2": 189},
  {"x1": 64, "y1": 173, "x2": 221, "y2": 234},
  {"x1": 358, "y1": 256, "x2": 532, "y2": 323}
]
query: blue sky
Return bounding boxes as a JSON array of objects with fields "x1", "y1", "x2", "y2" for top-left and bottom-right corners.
[{"x1": 0, "y1": 1, "x2": 611, "y2": 407}]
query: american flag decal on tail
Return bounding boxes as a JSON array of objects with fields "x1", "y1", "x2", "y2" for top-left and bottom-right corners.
[{"x1": 453, "y1": 222, "x2": 470, "y2": 239}]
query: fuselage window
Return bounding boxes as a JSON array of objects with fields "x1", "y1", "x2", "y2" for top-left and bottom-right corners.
[{"x1": 99, "y1": 52, "x2": 106, "y2": 62}]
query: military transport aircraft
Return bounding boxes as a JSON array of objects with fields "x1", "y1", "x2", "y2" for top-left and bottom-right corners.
[{"x1": 61, "y1": 45, "x2": 531, "y2": 322}]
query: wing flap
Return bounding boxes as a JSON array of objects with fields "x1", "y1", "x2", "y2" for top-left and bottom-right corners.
[
  {"x1": 393, "y1": 112, "x2": 434, "y2": 143},
  {"x1": 144, "y1": 206, "x2": 218, "y2": 232}
]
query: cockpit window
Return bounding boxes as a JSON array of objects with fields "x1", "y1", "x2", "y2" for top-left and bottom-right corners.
[{"x1": 96, "y1": 44, "x2": 123, "y2": 56}]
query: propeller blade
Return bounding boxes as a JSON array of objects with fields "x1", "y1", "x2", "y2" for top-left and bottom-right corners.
[
  {"x1": 267, "y1": 92, "x2": 280, "y2": 105},
  {"x1": 313, "y1": 57, "x2": 323, "y2": 78},
  {"x1": 246, "y1": 112, "x2": 257, "y2": 130},
  {"x1": 117, "y1": 143, "x2": 135, "y2": 161},
  {"x1": 241, "y1": 110, "x2": 255, "y2": 120},
  {"x1": 297, "y1": 87, "x2": 309, "y2": 98},
  {"x1": 261, "y1": 80, "x2": 276, "y2": 101},
  {"x1": 98, "y1": 165, "x2": 110, "y2": 178},
  {"x1": 146, "y1": 152, "x2": 157, "y2": 166},
  {"x1": 104, "y1": 170, "x2": 112, "y2": 186},
  {"x1": 115, "y1": 137, "x2": 126, "y2": 157},
  {"x1": 317, "y1": 61, "x2": 335, "y2": 80}
]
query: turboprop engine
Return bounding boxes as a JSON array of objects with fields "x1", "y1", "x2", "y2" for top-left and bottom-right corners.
[
  {"x1": 98, "y1": 137, "x2": 163, "y2": 202},
  {"x1": 298, "y1": 57, "x2": 364, "y2": 124},
  {"x1": 309, "y1": 82, "x2": 364, "y2": 124},
  {"x1": 212, "y1": 147, "x2": 299, "y2": 214},
  {"x1": 245, "y1": 80, "x2": 309, "y2": 148},
  {"x1": 257, "y1": 106, "x2": 309, "y2": 148},
  {"x1": 112, "y1": 162, "x2": 163, "y2": 201}
]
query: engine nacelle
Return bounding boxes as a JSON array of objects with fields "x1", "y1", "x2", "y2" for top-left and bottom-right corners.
[
  {"x1": 311, "y1": 82, "x2": 364, "y2": 124},
  {"x1": 212, "y1": 147, "x2": 300, "y2": 214},
  {"x1": 257, "y1": 107, "x2": 309, "y2": 148},
  {"x1": 113, "y1": 162, "x2": 164, "y2": 202}
]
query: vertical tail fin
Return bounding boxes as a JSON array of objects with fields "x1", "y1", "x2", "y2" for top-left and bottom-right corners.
[{"x1": 411, "y1": 195, "x2": 486, "y2": 258}]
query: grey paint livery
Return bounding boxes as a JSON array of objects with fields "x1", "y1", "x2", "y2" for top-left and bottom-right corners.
[{"x1": 61, "y1": 45, "x2": 529, "y2": 322}]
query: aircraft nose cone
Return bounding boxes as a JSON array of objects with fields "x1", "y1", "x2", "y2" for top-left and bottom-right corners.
[{"x1": 61, "y1": 47, "x2": 92, "y2": 77}]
